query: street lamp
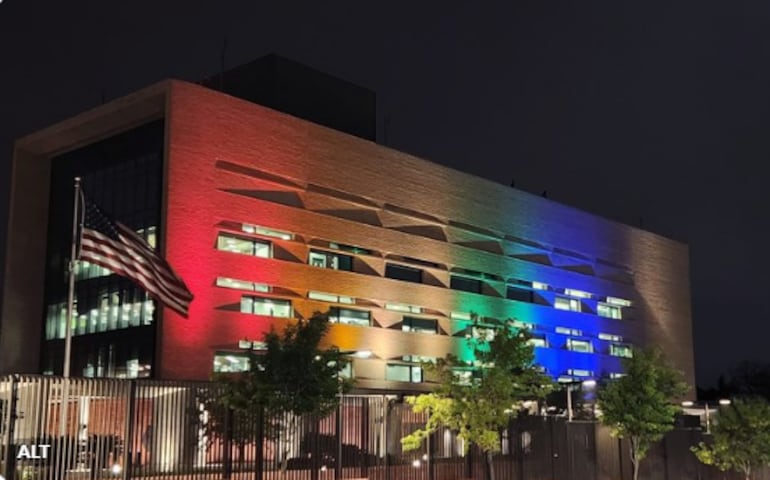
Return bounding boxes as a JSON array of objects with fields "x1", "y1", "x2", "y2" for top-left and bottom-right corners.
[
  {"x1": 681, "y1": 399, "x2": 731, "y2": 434},
  {"x1": 335, "y1": 349, "x2": 372, "y2": 480}
]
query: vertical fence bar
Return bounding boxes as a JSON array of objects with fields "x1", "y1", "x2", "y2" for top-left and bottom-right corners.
[{"x1": 122, "y1": 380, "x2": 136, "y2": 480}]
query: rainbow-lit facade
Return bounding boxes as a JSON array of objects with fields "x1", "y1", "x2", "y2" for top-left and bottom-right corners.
[{"x1": 0, "y1": 80, "x2": 696, "y2": 392}]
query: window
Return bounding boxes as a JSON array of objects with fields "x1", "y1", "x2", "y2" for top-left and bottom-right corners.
[
  {"x1": 609, "y1": 372, "x2": 627, "y2": 379},
  {"x1": 451, "y1": 311, "x2": 473, "y2": 322},
  {"x1": 217, "y1": 233, "x2": 271, "y2": 257},
  {"x1": 598, "y1": 332, "x2": 622, "y2": 342},
  {"x1": 554, "y1": 296, "x2": 581, "y2": 312},
  {"x1": 597, "y1": 303, "x2": 622, "y2": 319},
  {"x1": 308, "y1": 250, "x2": 353, "y2": 271},
  {"x1": 329, "y1": 242, "x2": 372, "y2": 256},
  {"x1": 450, "y1": 275, "x2": 482, "y2": 293},
  {"x1": 528, "y1": 335, "x2": 548, "y2": 348},
  {"x1": 386, "y1": 364, "x2": 423, "y2": 383},
  {"x1": 507, "y1": 286, "x2": 534, "y2": 303},
  {"x1": 385, "y1": 263, "x2": 423, "y2": 283},
  {"x1": 402, "y1": 317, "x2": 438, "y2": 334},
  {"x1": 555, "y1": 326, "x2": 582, "y2": 336},
  {"x1": 216, "y1": 277, "x2": 270, "y2": 292},
  {"x1": 564, "y1": 289, "x2": 592, "y2": 299},
  {"x1": 240, "y1": 296, "x2": 292, "y2": 318},
  {"x1": 329, "y1": 307, "x2": 371, "y2": 327},
  {"x1": 567, "y1": 339, "x2": 593, "y2": 353},
  {"x1": 308, "y1": 291, "x2": 354, "y2": 304},
  {"x1": 568, "y1": 369, "x2": 593, "y2": 377},
  {"x1": 606, "y1": 296, "x2": 632, "y2": 307},
  {"x1": 532, "y1": 281, "x2": 549, "y2": 291},
  {"x1": 386, "y1": 303, "x2": 422, "y2": 314},
  {"x1": 241, "y1": 223, "x2": 293, "y2": 240},
  {"x1": 610, "y1": 344, "x2": 633, "y2": 358},
  {"x1": 213, "y1": 353, "x2": 250, "y2": 373}
]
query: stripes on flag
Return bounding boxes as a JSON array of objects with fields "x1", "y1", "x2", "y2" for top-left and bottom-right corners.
[{"x1": 78, "y1": 196, "x2": 193, "y2": 317}]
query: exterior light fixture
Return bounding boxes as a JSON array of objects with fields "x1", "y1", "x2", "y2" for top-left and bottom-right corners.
[{"x1": 719, "y1": 399, "x2": 731, "y2": 406}]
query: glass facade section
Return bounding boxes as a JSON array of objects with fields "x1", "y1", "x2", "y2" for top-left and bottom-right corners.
[
  {"x1": 567, "y1": 339, "x2": 594, "y2": 353},
  {"x1": 216, "y1": 277, "x2": 270, "y2": 292},
  {"x1": 42, "y1": 120, "x2": 163, "y2": 377},
  {"x1": 450, "y1": 275, "x2": 482, "y2": 293},
  {"x1": 610, "y1": 344, "x2": 633, "y2": 358}
]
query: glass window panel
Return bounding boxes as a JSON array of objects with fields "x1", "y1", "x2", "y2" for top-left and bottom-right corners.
[
  {"x1": 330, "y1": 307, "x2": 370, "y2": 326},
  {"x1": 403, "y1": 317, "x2": 438, "y2": 334},
  {"x1": 598, "y1": 303, "x2": 622, "y2": 319},
  {"x1": 213, "y1": 353, "x2": 251, "y2": 373}
]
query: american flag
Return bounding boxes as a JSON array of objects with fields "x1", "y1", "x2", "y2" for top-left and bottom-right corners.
[{"x1": 78, "y1": 196, "x2": 193, "y2": 317}]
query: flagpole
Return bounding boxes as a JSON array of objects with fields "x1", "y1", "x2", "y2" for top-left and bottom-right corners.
[{"x1": 63, "y1": 176, "x2": 81, "y2": 378}]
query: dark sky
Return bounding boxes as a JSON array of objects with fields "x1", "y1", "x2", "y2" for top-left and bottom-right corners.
[{"x1": 1, "y1": 1, "x2": 769, "y2": 387}]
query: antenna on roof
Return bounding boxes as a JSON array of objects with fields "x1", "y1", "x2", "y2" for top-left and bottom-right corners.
[
  {"x1": 510, "y1": 178, "x2": 515, "y2": 188},
  {"x1": 541, "y1": 190, "x2": 548, "y2": 198},
  {"x1": 220, "y1": 35, "x2": 228, "y2": 91}
]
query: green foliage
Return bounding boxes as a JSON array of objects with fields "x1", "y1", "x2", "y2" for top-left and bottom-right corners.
[
  {"x1": 401, "y1": 316, "x2": 552, "y2": 455},
  {"x1": 692, "y1": 397, "x2": 770, "y2": 479},
  {"x1": 597, "y1": 348, "x2": 688, "y2": 480},
  {"x1": 218, "y1": 311, "x2": 350, "y2": 420}
]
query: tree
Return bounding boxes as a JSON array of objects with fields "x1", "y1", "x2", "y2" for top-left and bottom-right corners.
[
  {"x1": 217, "y1": 311, "x2": 350, "y2": 479},
  {"x1": 401, "y1": 318, "x2": 552, "y2": 480},
  {"x1": 692, "y1": 397, "x2": 770, "y2": 480},
  {"x1": 597, "y1": 348, "x2": 688, "y2": 480}
]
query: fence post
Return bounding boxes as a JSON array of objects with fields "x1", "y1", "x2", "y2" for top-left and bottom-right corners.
[
  {"x1": 122, "y1": 380, "x2": 137, "y2": 480},
  {"x1": 223, "y1": 407, "x2": 233, "y2": 479},
  {"x1": 255, "y1": 405, "x2": 264, "y2": 480},
  {"x1": 2, "y1": 375, "x2": 18, "y2": 480}
]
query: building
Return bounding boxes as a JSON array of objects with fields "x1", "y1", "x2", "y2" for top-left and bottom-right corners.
[{"x1": 0, "y1": 62, "x2": 696, "y2": 392}]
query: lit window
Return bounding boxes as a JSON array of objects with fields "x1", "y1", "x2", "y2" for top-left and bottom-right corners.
[
  {"x1": 241, "y1": 223, "x2": 293, "y2": 240},
  {"x1": 554, "y1": 297, "x2": 581, "y2": 312},
  {"x1": 402, "y1": 317, "x2": 438, "y2": 334},
  {"x1": 555, "y1": 326, "x2": 582, "y2": 336},
  {"x1": 217, "y1": 233, "x2": 271, "y2": 257},
  {"x1": 610, "y1": 372, "x2": 627, "y2": 379},
  {"x1": 386, "y1": 303, "x2": 423, "y2": 314},
  {"x1": 451, "y1": 311, "x2": 473, "y2": 322},
  {"x1": 564, "y1": 289, "x2": 592, "y2": 299},
  {"x1": 568, "y1": 369, "x2": 593, "y2": 377},
  {"x1": 510, "y1": 320, "x2": 534, "y2": 330},
  {"x1": 216, "y1": 277, "x2": 270, "y2": 292},
  {"x1": 597, "y1": 303, "x2": 622, "y2": 319},
  {"x1": 329, "y1": 307, "x2": 371, "y2": 327},
  {"x1": 567, "y1": 339, "x2": 593, "y2": 353},
  {"x1": 308, "y1": 291, "x2": 354, "y2": 304},
  {"x1": 528, "y1": 335, "x2": 548, "y2": 348},
  {"x1": 532, "y1": 281, "x2": 549, "y2": 291},
  {"x1": 402, "y1": 355, "x2": 436, "y2": 363},
  {"x1": 213, "y1": 353, "x2": 251, "y2": 373},
  {"x1": 308, "y1": 250, "x2": 353, "y2": 271},
  {"x1": 610, "y1": 344, "x2": 633, "y2": 358},
  {"x1": 606, "y1": 296, "x2": 632, "y2": 307},
  {"x1": 386, "y1": 364, "x2": 423, "y2": 383},
  {"x1": 240, "y1": 296, "x2": 292, "y2": 318},
  {"x1": 598, "y1": 332, "x2": 622, "y2": 342}
]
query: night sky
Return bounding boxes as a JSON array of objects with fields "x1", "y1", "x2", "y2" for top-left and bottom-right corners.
[{"x1": 1, "y1": 1, "x2": 768, "y2": 387}]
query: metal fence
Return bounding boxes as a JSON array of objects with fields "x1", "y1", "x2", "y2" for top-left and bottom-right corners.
[{"x1": 1, "y1": 375, "x2": 769, "y2": 480}]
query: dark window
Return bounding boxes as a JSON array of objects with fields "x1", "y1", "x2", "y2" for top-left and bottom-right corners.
[
  {"x1": 403, "y1": 317, "x2": 438, "y2": 334},
  {"x1": 450, "y1": 275, "x2": 482, "y2": 293},
  {"x1": 385, "y1": 264, "x2": 423, "y2": 283},
  {"x1": 507, "y1": 286, "x2": 534, "y2": 302}
]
